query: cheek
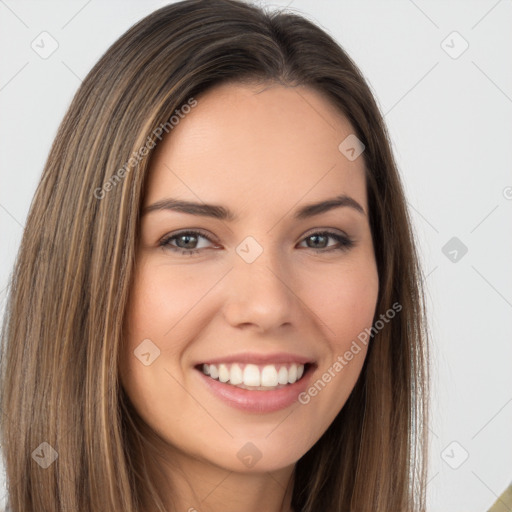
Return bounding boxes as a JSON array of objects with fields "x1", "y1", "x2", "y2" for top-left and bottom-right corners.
[
  {"x1": 303, "y1": 258, "x2": 379, "y2": 347},
  {"x1": 126, "y1": 260, "x2": 214, "y2": 343},
  {"x1": 291, "y1": 261, "x2": 378, "y2": 447},
  {"x1": 120, "y1": 259, "x2": 221, "y2": 404},
  {"x1": 119, "y1": 262, "x2": 202, "y2": 435}
]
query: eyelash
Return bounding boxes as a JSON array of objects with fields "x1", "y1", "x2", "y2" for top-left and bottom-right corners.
[{"x1": 159, "y1": 229, "x2": 355, "y2": 256}]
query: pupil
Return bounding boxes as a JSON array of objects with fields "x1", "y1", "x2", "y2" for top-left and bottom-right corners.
[
  {"x1": 179, "y1": 235, "x2": 196, "y2": 248},
  {"x1": 310, "y1": 235, "x2": 326, "y2": 248}
]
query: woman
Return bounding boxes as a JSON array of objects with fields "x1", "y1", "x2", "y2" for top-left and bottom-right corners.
[{"x1": 0, "y1": 1, "x2": 430, "y2": 510}]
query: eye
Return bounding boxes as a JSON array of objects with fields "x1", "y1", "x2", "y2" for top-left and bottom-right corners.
[
  {"x1": 159, "y1": 230, "x2": 217, "y2": 256},
  {"x1": 297, "y1": 231, "x2": 354, "y2": 253},
  {"x1": 159, "y1": 229, "x2": 355, "y2": 256}
]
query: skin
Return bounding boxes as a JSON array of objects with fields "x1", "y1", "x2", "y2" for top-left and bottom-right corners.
[{"x1": 119, "y1": 82, "x2": 379, "y2": 512}]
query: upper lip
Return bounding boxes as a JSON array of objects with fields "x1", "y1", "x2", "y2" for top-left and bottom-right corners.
[{"x1": 196, "y1": 352, "x2": 315, "y2": 366}]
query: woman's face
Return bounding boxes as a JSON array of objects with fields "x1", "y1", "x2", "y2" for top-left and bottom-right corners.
[{"x1": 119, "y1": 82, "x2": 379, "y2": 474}]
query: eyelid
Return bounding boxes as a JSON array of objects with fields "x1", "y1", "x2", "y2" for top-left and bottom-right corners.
[
  {"x1": 301, "y1": 226, "x2": 349, "y2": 239},
  {"x1": 159, "y1": 228, "x2": 218, "y2": 246},
  {"x1": 160, "y1": 227, "x2": 349, "y2": 244},
  {"x1": 297, "y1": 230, "x2": 354, "y2": 252},
  {"x1": 159, "y1": 227, "x2": 355, "y2": 255}
]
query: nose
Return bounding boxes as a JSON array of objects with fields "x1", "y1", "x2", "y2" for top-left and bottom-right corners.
[{"x1": 221, "y1": 246, "x2": 300, "y2": 333}]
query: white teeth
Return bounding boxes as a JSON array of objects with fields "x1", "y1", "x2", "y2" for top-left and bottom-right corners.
[
  {"x1": 200, "y1": 362, "x2": 306, "y2": 389},
  {"x1": 229, "y1": 363, "x2": 243, "y2": 385},
  {"x1": 209, "y1": 364, "x2": 219, "y2": 379},
  {"x1": 243, "y1": 364, "x2": 260, "y2": 387},
  {"x1": 288, "y1": 363, "x2": 297, "y2": 384},
  {"x1": 261, "y1": 365, "x2": 278, "y2": 387},
  {"x1": 277, "y1": 366, "x2": 288, "y2": 385},
  {"x1": 218, "y1": 364, "x2": 230, "y2": 383}
]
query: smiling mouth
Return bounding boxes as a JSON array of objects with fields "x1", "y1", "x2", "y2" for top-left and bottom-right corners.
[{"x1": 195, "y1": 362, "x2": 313, "y2": 390}]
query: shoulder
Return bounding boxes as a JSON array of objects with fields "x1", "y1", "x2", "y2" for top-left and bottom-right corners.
[{"x1": 487, "y1": 481, "x2": 512, "y2": 511}]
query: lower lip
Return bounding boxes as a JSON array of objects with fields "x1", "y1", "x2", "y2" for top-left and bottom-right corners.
[{"x1": 196, "y1": 366, "x2": 314, "y2": 413}]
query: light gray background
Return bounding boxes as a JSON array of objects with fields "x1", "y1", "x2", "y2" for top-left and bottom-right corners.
[{"x1": 1, "y1": 1, "x2": 511, "y2": 510}]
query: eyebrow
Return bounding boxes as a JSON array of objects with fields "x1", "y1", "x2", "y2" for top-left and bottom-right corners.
[{"x1": 142, "y1": 194, "x2": 366, "y2": 220}]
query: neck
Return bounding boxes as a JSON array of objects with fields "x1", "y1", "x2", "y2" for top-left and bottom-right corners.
[{"x1": 144, "y1": 448, "x2": 296, "y2": 512}]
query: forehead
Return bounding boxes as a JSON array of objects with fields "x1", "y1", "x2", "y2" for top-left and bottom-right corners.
[{"x1": 144, "y1": 82, "x2": 367, "y2": 216}]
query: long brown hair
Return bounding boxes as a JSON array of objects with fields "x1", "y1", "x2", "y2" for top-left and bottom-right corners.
[{"x1": 0, "y1": 1, "x2": 430, "y2": 510}]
